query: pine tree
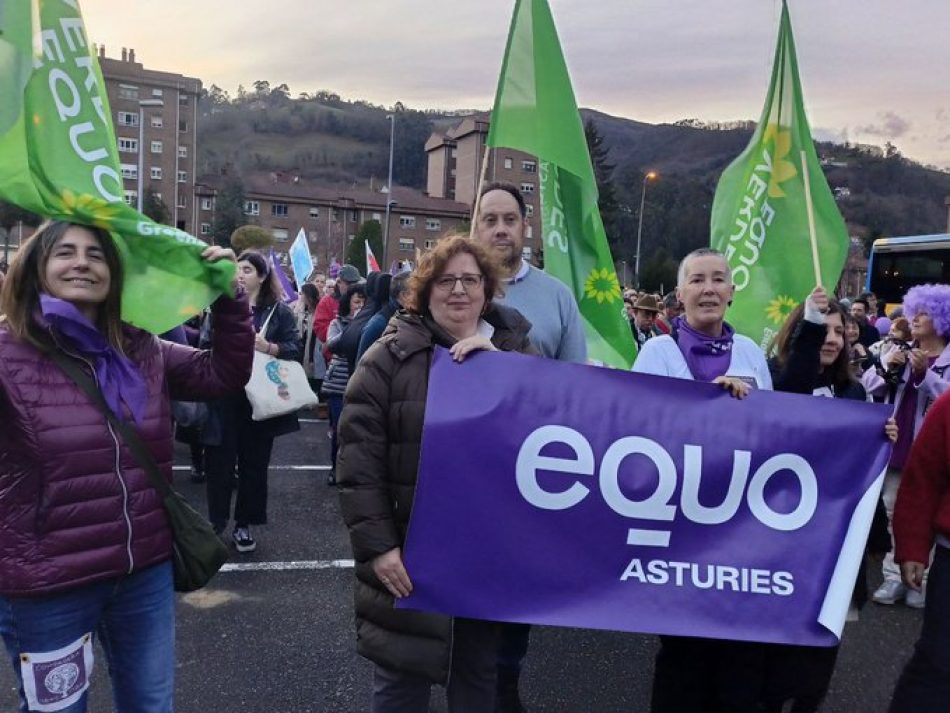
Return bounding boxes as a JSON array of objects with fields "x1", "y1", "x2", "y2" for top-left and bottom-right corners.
[
  {"x1": 346, "y1": 220, "x2": 384, "y2": 273},
  {"x1": 584, "y1": 118, "x2": 622, "y2": 255},
  {"x1": 211, "y1": 176, "x2": 246, "y2": 248}
]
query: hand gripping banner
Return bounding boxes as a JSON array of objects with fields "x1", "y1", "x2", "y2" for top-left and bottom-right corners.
[{"x1": 398, "y1": 349, "x2": 892, "y2": 646}]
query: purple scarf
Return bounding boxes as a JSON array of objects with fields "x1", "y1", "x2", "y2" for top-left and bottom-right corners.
[
  {"x1": 40, "y1": 294, "x2": 148, "y2": 424},
  {"x1": 673, "y1": 315, "x2": 735, "y2": 383}
]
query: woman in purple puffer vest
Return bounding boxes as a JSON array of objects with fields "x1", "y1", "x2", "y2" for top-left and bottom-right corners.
[{"x1": 0, "y1": 221, "x2": 254, "y2": 712}]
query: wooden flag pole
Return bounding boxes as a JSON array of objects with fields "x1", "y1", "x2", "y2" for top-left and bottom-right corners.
[
  {"x1": 468, "y1": 143, "x2": 493, "y2": 238},
  {"x1": 800, "y1": 149, "x2": 822, "y2": 287}
]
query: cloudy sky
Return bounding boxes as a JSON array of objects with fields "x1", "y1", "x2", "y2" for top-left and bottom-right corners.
[{"x1": 81, "y1": 0, "x2": 950, "y2": 168}]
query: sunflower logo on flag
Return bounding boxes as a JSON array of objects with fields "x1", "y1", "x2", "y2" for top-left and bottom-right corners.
[
  {"x1": 762, "y1": 124, "x2": 798, "y2": 199},
  {"x1": 766, "y1": 295, "x2": 799, "y2": 324},
  {"x1": 55, "y1": 189, "x2": 124, "y2": 229},
  {"x1": 583, "y1": 267, "x2": 622, "y2": 304}
]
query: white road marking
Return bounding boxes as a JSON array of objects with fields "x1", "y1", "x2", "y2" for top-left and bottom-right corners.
[
  {"x1": 172, "y1": 465, "x2": 332, "y2": 471},
  {"x1": 221, "y1": 559, "x2": 354, "y2": 572},
  {"x1": 299, "y1": 418, "x2": 328, "y2": 423}
]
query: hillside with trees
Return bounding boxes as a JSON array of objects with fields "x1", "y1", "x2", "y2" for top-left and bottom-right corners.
[{"x1": 3, "y1": 82, "x2": 948, "y2": 288}]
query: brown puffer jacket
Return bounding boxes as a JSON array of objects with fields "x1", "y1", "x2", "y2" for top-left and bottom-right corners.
[{"x1": 337, "y1": 304, "x2": 535, "y2": 683}]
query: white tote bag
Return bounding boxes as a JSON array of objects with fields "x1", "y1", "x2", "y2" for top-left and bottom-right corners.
[{"x1": 244, "y1": 305, "x2": 319, "y2": 421}]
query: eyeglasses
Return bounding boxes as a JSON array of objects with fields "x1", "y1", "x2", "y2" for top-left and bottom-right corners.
[{"x1": 434, "y1": 273, "x2": 484, "y2": 292}]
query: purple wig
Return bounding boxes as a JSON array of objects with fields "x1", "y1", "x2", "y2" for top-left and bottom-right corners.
[
  {"x1": 875, "y1": 317, "x2": 892, "y2": 337},
  {"x1": 903, "y1": 283, "x2": 950, "y2": 338}
]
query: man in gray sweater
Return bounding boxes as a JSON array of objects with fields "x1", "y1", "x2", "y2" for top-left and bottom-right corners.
[{"x1": 473, "y1": 182, "x2": 588, "y2": 712}]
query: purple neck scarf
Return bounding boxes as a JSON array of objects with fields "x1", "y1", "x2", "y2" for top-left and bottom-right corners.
[
  {"x1": 674, "y1": 315, "x2": 735, "y2": 383},
  {"x1": 40, "y1": 294, "x2": 148, "y2": 424}
]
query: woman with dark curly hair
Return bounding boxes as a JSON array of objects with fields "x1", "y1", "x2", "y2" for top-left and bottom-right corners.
[
  {"x1": 337, "y1": 234, "x2": 536, "y2": 711},
  {"x1": 863, "y1": 283, "x2": 950, "y2": 609}
]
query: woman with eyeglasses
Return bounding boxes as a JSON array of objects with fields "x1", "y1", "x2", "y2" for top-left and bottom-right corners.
[{"x1": 337, "y1": 234, "x2": 536, "y2": 711}]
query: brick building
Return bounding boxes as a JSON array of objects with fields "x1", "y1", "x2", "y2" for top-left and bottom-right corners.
[
  {"x1": 196, "y1": 172, "x2": 470, "y2": 270},
  {"x1": 98, "y1": 47, "x2": 201, "y2": 235},
  {"x1": 426, "y1": 114, "x2": 541, "y2": 262}
]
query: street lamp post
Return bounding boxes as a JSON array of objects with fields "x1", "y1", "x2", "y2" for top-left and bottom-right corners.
[
  {"x1": 382, "y1": 114, "x2": 395, "y2": 267},
  {"x1": 634, "y1": 171, "x2": 658, "y2": 289},
  {"x1": 136, "y1": 99, "x2": 164, "y2": 213}
]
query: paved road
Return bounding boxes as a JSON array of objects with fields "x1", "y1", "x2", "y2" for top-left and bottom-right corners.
[{"x1": 2, "y1": 418, "x2": 923, "y2": 712}]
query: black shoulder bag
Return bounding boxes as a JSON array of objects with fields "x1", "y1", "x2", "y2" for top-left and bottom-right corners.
[{"x1": 47, "y1": 350, "x2": 229, "y2": 592}]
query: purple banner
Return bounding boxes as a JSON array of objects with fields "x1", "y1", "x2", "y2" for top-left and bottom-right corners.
[{"x1": 398, "y1": 348, "x2": 893, "y2": 646}]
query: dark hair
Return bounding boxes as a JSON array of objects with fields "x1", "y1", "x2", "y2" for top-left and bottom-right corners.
[
  {"x1": 237, "y1": 250, "x2": 283, "y2": 307},
  {"x1": 0, "y1": 220, "x2": 125, "y2": 351},
  {"x1": 852, "y1": 297, "x2": 870, "y2": 310},
  {"x1": 770, "y1": 299, "x2": 854, "y2": 388},
  {"x1": 300, "y1": 282, "x2": 319, "y2": 309},
  {"x1": 478, "y1": 181, "x2": 527, "y2": 218},
  {"x1": 405, "y1": 233, "x2": 502, "y2": 315},
  {"x1": 390, "y1": 271, "x2": 410, "y2": 301},
  {"x1": 338, "y1": 284, "x2": 367, "y2": 318}
]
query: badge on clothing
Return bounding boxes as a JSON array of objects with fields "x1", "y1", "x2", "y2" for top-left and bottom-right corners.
[{"x1": 20, "y1": 633, "x2": 94, "y2": 712}]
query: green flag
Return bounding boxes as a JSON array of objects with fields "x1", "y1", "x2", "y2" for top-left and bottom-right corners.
[
  {"x1": 486, "y1": 0, "x2": 636, "y2": 368},
  {"x1": 710, "y1": 0, "x2": 849, "y2": 350},
  {"x1": 0, "y1": 0, "x2": 233, "y2": 334}
]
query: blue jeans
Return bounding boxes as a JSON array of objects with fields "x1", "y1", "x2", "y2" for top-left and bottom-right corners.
[{"x1": 0, "y1": 561, "x2": 175, "y2": 712}]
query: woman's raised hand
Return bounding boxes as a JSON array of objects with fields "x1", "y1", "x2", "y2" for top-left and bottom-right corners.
[
  {"x1": 805, "y1": 285, "x2": 829, "y2": 314},
  {"x1": 201, "y1": 246, "x2": 237, "y2": 263},
  {"x1": 712, "y1": 375, "x2": 751, "y2": 400}
]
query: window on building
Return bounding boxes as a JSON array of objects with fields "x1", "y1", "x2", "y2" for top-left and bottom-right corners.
[
  {"x1": 154, "y1": 193, "x2": 162, "y2": 202},
  {"x1": 179, "y1": 94, "x2": 190, "y2": 105},
  {"x1": 272, "y1": 228, "x2": 289, "y2": 242},
  {"x1": 350, "y1": 210, "x2": 358, "y2": 223},
  {"x1": 520, "y1": 182, "x2": 535, "y2": 194},
  {"x1": 178, "y1": 120, "x2": 188, "y2": 133},
  {"x1": 118, "y1": 85, "x2": 139, "y2": 101},
  {"x1": 123, "y1": 190, "x2": 137, "y2": 206},
  {"x1": 150, "y1": 115, "x2": 163, "y2": 128},
  {"x1": 399, "y1": 238, "x2": 415, "y2": 252},
  {"x1": 308, "y1": 207, "x2": 320, "y2": 219},
  {"x1": 200, "y1": 223, "x2": 211, "y2": 236},
  {"x1": 400, "y1": 216, "x2": 416, "y2": 229},
  {"x1": 424, "y1": 239, "x2": 436, "y2": 249},
  {"x1": 522, "y1": 160, "x2": 537, "y2": 173},
  {"x1": 371, "y1": 213, "x2": 382, "y2": 222},
  {"x1": 522, "y1": 246, "x2": 533, "y2": 261},
  {"x1": 117, "y1": 111, "x2": 138, "y2": 127},
  {"x1": 526, "y1": 225, "x2": 534, "y2": 239},
  {"x1": 120, "y1": 163, "x2": 138, "y2": 180},
  {"x1": 177, "y1": 170, "x2": 187, "y2": 183},
  {"x1": 118, "y1": 138, "x2": 138, "y2": 153},
  {"x1": 526, "y1": 204, "x2": 535, "y2": 218},
  {"x1": 504, "y1": 157, "x2": 513, "y2": 170},
  {"x1": 151, "y1": 140, "x2": 163, "y2": 154},
  {"x1": 178, "y1": 146, "x2": 188, "y2": 158},
  {"x1": 150, "y1": 167, "x2": 162, "y2": 180},
  {"x1": 426, "y1": 218, "x2": 441, "y2": 232},
  {"x1": 201, "y1": 198, "x2": 213, "y2": 211},
  {"x1": 271, "y1": 203, "x2": 289, "y2": 217},
  {"x1": 308, "y1": 231, "x2": 318, "y2": 243},
  {"x1": 177, "y1": 195, "x2": 186, "y2": 209},
  {"x1": 244, "y1": 200, "x2": 260, "y2": 216},
  {"x1": 331, "y1": 208, "x2": 340, "y2": 222},
  {"x1": 151, "y1": 88, "x2": 163, "y2": 99}
]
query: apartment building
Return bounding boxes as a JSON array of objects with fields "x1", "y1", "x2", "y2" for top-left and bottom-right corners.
[
  {"x1": 426, "y1": 114, "x2": 541, "y2": 261},
  {"x1": 98, "y1": 47, "x2": 201, "y2": 235},
  {"x1": 196, "y1": 172, "x2": 470, "y2": 270}
]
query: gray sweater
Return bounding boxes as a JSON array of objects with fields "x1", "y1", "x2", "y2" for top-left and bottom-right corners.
[{"x1": 495, "y1": 264, "x2": 587, "y2": 363}]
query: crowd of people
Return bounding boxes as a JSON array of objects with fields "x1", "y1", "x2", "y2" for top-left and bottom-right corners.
[{"x1": 1, "y1": 182, "x2": 949, "y2": 712}]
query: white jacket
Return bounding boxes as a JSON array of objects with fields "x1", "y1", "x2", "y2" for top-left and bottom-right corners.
[{"x1": 632, "y1": 333, "x2": 773, "y2": 390}]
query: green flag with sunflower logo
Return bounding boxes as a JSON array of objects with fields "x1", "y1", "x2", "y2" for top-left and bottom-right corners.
[
  {"x1": 0, "y1": 0, "x2": 233, "y2": 334},
  {"x1": 485, "y1": 0, "x2": 636, "y2": 368},
  {"x1": 710, "y1": 0, "x2": 849, "y2": 350}
]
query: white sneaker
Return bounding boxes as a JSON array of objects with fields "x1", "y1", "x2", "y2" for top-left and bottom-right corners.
[
  {"x1": 905, "y1": 586, "x2": 926, "y2": 609},
  {"x1": 872, "y1": 580, "x2": 907, "y2": 605}
]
